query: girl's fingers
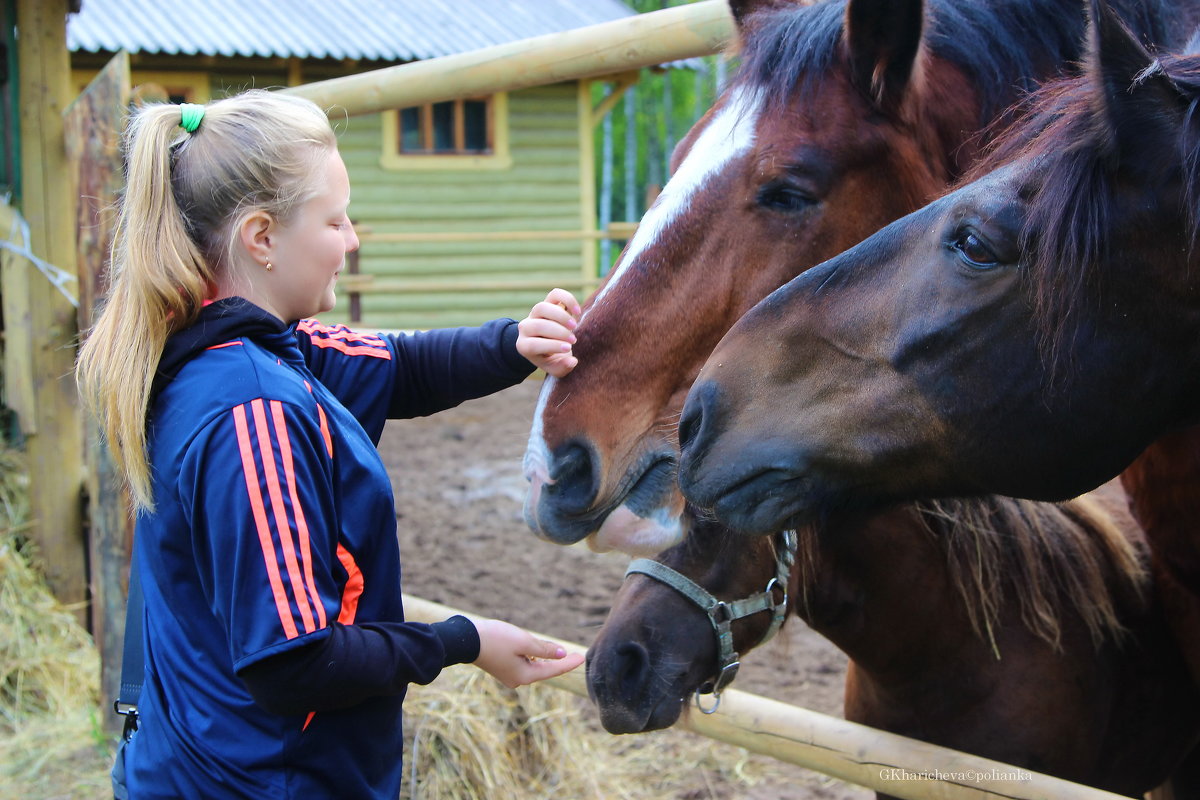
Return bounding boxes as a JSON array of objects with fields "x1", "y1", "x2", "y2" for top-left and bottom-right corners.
[
  {"x1": 520, "y1": 652, "x2": 585, "y2": 684},
  {"x1": 545, "y1": 288, "x2": 582, "y2": 317},
  {"x1": 519, "y1": 317, "x2": 575, "y2": 344},
  {"x1": 531, "y1": 301, "x2": 578, "y2": 329}
]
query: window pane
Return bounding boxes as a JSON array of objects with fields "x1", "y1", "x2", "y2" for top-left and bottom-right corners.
[
  {"x1": 463, "y1": 100, "x2": 489, "y2": 152},
  {"x1": 432, "y1": 101, "x2": 455, "y2": 152},
  {"x1": 399, "y1": 107, "x2": 422, "y2": 152}
]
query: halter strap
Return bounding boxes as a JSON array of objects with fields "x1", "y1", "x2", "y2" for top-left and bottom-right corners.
[{"x1": 625, "y1": 528, "x2": 797, "y2": 713}]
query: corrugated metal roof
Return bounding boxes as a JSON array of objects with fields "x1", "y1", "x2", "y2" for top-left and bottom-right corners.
[{"x1": 67, "y1": 0, "x2": 639, "y2": 62}]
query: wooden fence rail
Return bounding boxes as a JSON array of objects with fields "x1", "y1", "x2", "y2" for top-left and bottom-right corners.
[{"x1": 402, "y1": 594, "x2": 1132, "y2": 800}]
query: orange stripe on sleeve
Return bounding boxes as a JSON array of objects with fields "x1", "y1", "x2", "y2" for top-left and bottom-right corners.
[
  {"x1": 298, "y1": 319, "x2": 387, "y2": 346},
  {"x1": 335, "y1": 544, "x2": 364, "y2": 625},
  {"x1": 269, "y1": 400, "x2": 327, "y2": 630},
  {"x1": 305, "y1": 337, "x2": 392, "y2": 359},
  {"x1": 251, "y1": 400, "x2": 317, "y2": 635},
  {"x1": 233, "y1": 405, "x2": 299, "y2": 640},
  {"x1": 315, "y1": 404, "x2": 333, "y2": 459}
]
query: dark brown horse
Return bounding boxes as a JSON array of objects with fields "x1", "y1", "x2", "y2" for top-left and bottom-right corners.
[
  {"x1": 675, "y1": 3, "x2": 1200, "y2": 537},
  {"x1": 587, "y1": 484, "x2": 1200, "y2": 798},
  {"x1": 523, "y1": 0, "x2": 1194, "y2": 556}
]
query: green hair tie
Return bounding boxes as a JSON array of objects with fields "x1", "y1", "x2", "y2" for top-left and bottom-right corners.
[{"x1": 179, "y1": 103, "x2": 205, "y2": 133}]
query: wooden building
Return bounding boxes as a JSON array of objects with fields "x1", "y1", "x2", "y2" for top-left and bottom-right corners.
[{"x1": 65, "y1": 0, "x2": 640, "y2": 329}]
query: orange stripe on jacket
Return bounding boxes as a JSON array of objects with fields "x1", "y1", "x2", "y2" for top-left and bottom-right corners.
[
  {"x1": 336, "y1": 544, "x2": 364, "y2": 625},
  {"x1": 304, "y1": 337, "x2": 392, "y2": 359},
  {"x1": 251, "y1": 400, "x2": 318, "y2": 635},
  {"x1": 233, "y1": 404, "x2": 299, "y2": 640},
  {"x1": 269, "y1": 400, "x2": 327, "y2": 630},
  {"x1": 206, "y1": 341, "x2": 244, "y2": 350},
  {"x1": 298, "y1": 319, "x2": 387, "y2": 346},
  {"x1": 315, "y1": 404, "x2": 333, "y2": 458}
]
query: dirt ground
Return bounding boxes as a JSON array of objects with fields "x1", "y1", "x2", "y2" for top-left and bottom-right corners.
[{"x1": 380, "y1": 378, "x2": 871, "y2": 800}]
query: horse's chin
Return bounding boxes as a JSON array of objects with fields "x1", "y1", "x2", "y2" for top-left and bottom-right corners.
[{"x1": 586, "y1": 505, "x2": 684, "y2": 556}]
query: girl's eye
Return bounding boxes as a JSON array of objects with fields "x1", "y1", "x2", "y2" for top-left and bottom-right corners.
[{"x1": 951, "y1": 231, "x2": 999, "y2": 270}]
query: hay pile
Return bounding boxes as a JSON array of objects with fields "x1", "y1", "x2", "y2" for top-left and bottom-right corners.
[
  {"x1": 0, "y1": 443, "x2": 111, "y2": 800},
  {"x1": 402, "y1": 668, "x2": 768, "y2": 800}
]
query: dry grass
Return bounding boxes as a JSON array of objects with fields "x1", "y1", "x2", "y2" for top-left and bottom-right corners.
[
  {"x1": 0, "y1": 443, "x2": 112, "y2": 800},
  {"x1": 401, "y1": 668, "x2": 771, "y2": 800}
]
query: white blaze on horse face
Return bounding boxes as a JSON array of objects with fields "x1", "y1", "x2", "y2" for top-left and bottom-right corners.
[
  {"x1": 587, "y1": 86, "x2": 763, "y2": 315},
  {"x1": 524, "y1": 87, "x2": 763, "y2": 555}
]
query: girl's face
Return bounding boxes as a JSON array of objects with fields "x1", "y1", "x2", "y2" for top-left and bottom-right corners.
[{"x1": 267, "y1": 148, "x2": 359, "y2": 321}]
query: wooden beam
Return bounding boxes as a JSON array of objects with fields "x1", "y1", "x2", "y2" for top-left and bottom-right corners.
[
  {"x1": 65, "y1": 50, "x2": 132, "y2": 734},
  {"x1": 284, "y1": 1, "x2": 734, "y2": 116},
  {"x1": 401, "y1": 594, "x2": 1131, "y2": 800},
  {"x1": 592, "y1": 71, "x2": 640, "y2": 122},
  {"x1": 16, "y1": 0, "x2": 87, "y2": 621}
]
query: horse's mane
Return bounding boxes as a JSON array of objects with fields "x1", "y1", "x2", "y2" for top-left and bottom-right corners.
[
  {"x1": 912, "y1": 495, "x2": 1146, "y2": 652},
  {"x1": 778, "y1": 494, "x2": 1147, "y2": 653},
  {"x1": 961, "y1": 48, "x2": 1200, "y2": 374},
  {"x1": 733, "y1": 0, "x2": 1117, "y2": 123}
]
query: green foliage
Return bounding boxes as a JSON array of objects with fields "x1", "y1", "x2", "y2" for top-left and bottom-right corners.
[{"x1": 594, "y1": 0, "x2": 734, "y2": 273}]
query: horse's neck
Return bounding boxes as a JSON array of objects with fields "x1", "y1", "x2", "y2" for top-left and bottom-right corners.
[
  {"x1": 1119, "y1": 425, "x2": 1200, "y2": 685},
  {"x1": 1120, "y1": 425, "x2": 1200, "y2": 589},
  {"x1": 795, "y1": 507, "x2": 978, "y2": 677}
]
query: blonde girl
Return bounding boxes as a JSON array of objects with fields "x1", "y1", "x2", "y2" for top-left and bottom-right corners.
[{"x1": 78, "y1": 89, "x2": 582, "y2": 799}]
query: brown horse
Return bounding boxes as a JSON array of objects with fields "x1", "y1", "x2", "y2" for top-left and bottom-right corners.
[
  {"x1": 587, "y1": 484, "x2": 1200, "y2": 798},
  {"x1": 523, "y1": 0, "x2": 1195, "y2": 558},
  {"x1": 675, "y1": 3, "x2": 1200, "y2": 536}
]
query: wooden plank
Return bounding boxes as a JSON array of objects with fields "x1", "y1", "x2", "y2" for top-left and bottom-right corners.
[
  {"x1": 401, "y1": 594, "x2": 1130, "y2": 800},
  {"x1": 16, "y1": 0, "x2": 87, "y2": 623},
  {"x1": 284, "y1": 1, "x2": 734, "y2": 116},
  {"x1": 0, "y1": 201, "x2": 37, "y2": 433},
  {"x1": 338, "y1": 274, "x2": 597, "y2": 294},
  {"x1": 64, "y1": 50, "x2": 132, "y2": 735}
]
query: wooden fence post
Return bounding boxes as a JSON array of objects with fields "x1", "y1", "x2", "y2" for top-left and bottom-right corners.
[
  {"x1": 14, "y1": 0, "x2": 86, "y2": 623},
  {"x1": 66, "y1": 50, "x2": 132, "y2": 732}
]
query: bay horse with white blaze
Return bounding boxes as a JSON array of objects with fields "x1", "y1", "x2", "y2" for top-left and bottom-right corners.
[
  {"x1": 523, "y1": 0, "x2": 1194, "y2": 557},
  {"x1": 587, "y1": 483, "x2": 1200, "y2": 798}
]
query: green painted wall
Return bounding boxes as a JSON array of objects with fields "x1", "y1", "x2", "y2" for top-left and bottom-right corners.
[{"x1": 335, "y1": 83, "x2": 587, "y2": 330}]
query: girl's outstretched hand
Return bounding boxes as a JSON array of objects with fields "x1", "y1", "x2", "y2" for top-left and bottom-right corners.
[
  {"x1": 473, "y1": 618, "x2": 586, "y2": 688},
  {"x1": 516, "y1": 288, "x2": 581, "y2": 378}
]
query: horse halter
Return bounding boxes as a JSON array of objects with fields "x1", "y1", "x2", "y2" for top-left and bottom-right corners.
[{"x1": 624, "y1": 528, "x2": 798, "y2": 714}]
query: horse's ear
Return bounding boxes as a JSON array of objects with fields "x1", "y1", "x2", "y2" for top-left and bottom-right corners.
[
  {"x1": 843, "y1": 0, "x2": 924, "y2": 114},
  {"x1": 728, "y1": 0, "x2": 800, "y2": 31},
  {"x1": 1088, "y1": 0, "x2": 1188, "y2": 168}
]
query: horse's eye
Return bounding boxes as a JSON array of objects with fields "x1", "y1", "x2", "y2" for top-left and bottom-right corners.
[
  {"x1": 757, "y1": 184, "x2": 815, "y2": 212},
  {"x1": 951, "y1": 231, "x2": 1000, "y2": 270}
]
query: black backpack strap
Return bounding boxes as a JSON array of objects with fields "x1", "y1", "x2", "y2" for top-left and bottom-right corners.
[{"x1": 115, "y1": 547, "x2": 143, "y2": 740}]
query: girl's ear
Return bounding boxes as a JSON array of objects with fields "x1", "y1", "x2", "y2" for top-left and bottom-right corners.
[{"x1": 238, "y1": 211, "x2": 275, "y2": 266}]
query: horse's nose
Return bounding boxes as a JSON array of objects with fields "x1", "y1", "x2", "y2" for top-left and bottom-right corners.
[
  {"x1": 530, "y1": 440, "x2": 604, "y2": 544},
  {"x1": 545, "y1": 441, "x2": 599, "y2": 514},
  {"x1": 587, "y1": 640, "x2": 658, "y2": 733}
]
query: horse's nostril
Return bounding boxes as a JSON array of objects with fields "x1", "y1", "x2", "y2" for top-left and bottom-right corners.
[
  {"x1": 613, "y1": 641, "x2": 651, "y2": 694},
  {"x1": 678, "y1": 380, "x2": 719, "y2": 456},
  {"x1": 546, "y1": 441, "x2": 599, "y2": 511}
]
